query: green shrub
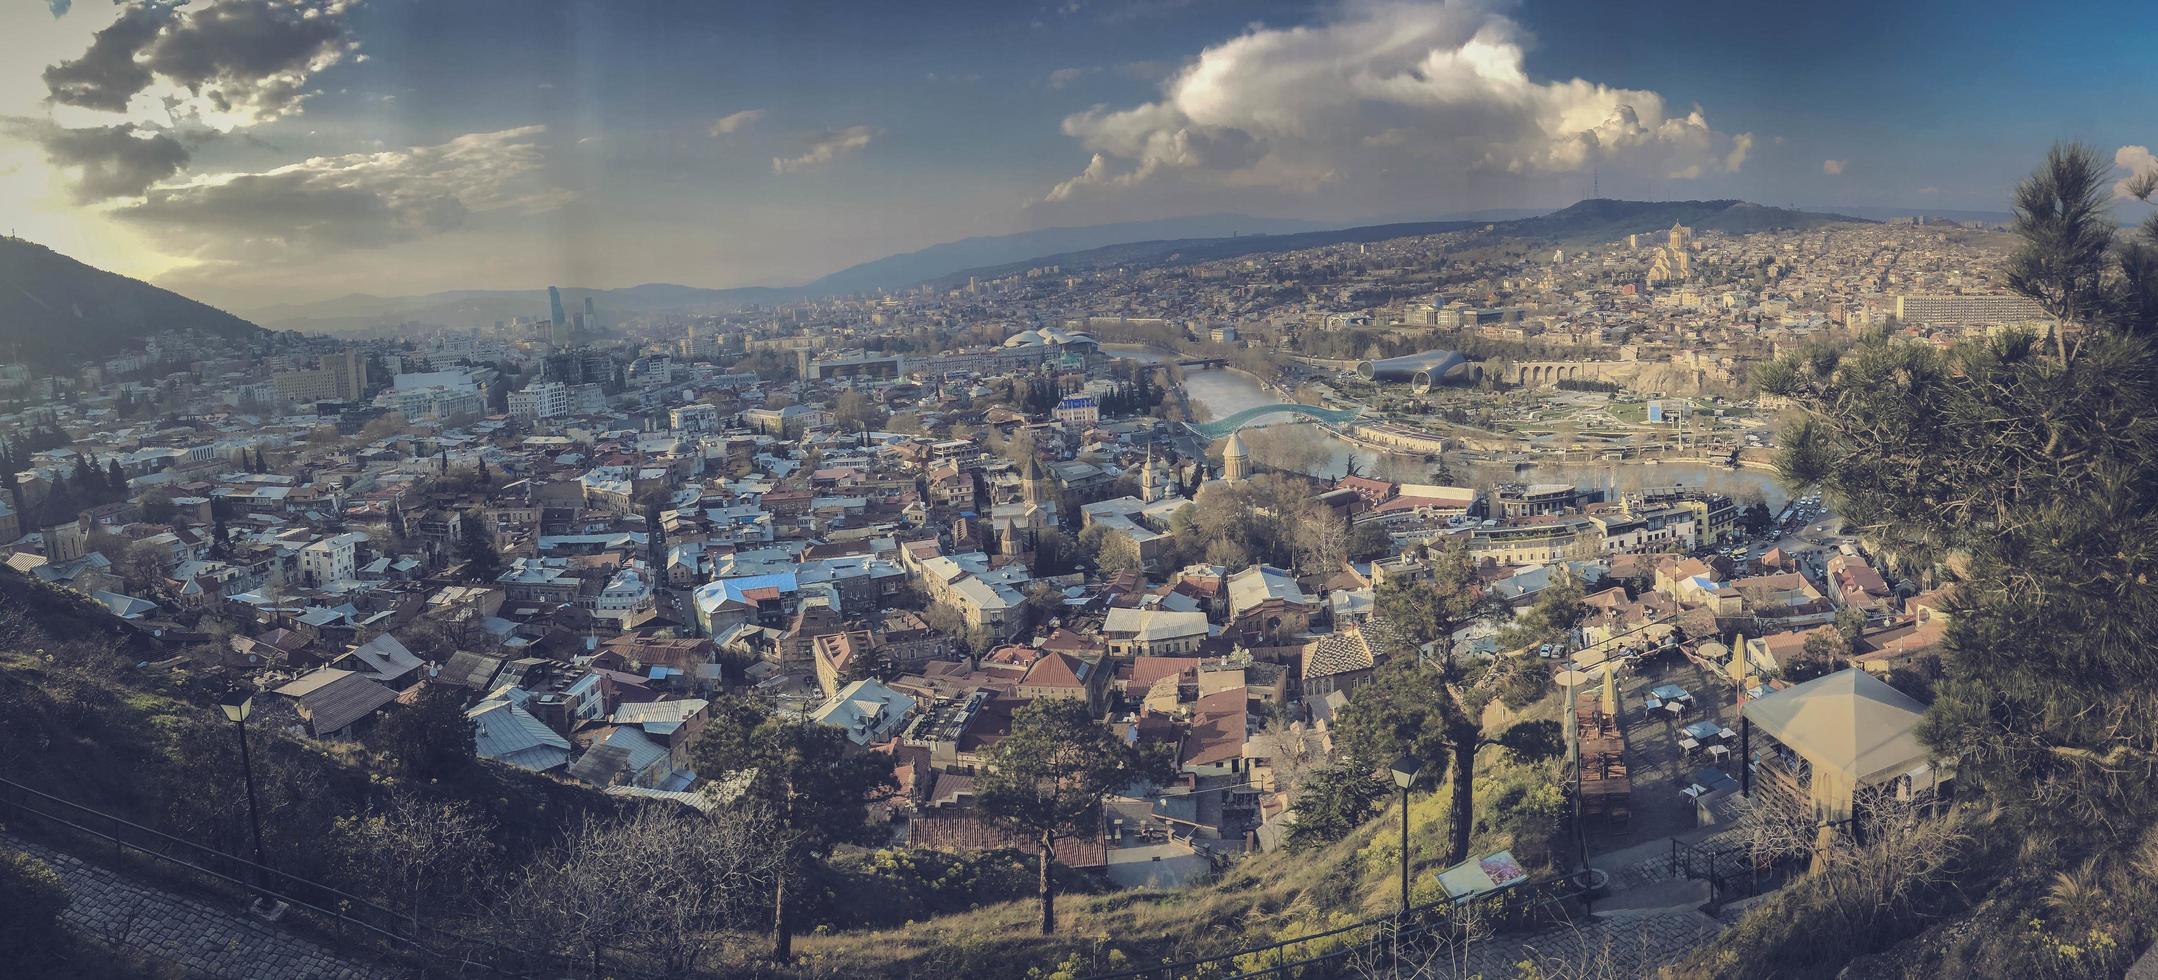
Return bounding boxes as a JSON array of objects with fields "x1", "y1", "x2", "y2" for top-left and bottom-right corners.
[{"x1": 0, "y1": 849, "x2": 69, "y2": 956}]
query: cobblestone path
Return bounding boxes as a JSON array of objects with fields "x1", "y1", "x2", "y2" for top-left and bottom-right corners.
[{"x1": 6, "y1": 835, "x2": 375, "y2": 979}]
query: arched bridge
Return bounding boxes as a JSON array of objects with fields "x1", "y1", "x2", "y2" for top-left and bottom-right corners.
[{"x1": 1187, "y1": 403, "x2": 1364, "y2": 439}]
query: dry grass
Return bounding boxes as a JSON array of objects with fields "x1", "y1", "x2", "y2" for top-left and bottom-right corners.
[{"x1": 769, "y1": 719, "x2": 1565, "y2": 979}]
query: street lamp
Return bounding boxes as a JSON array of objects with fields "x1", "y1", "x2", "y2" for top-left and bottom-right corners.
[
  {"x1": 1390, "y1": 755, "x2": 1423, "y2": 914},
  {"x1": 218, "y1": 688, "x2": 273, "y2": 914}
]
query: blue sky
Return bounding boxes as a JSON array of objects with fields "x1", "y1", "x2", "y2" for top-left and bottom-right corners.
[{"x1": 3, "y1": 0, "x2": 2153, "y2": 309}]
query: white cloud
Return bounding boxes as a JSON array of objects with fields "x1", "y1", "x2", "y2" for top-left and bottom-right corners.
[
  {"x1": 771, "y1": 125, "x2": 875, "y2": 175},
  {"x1": 709, "y1": 109, "x2": 764, "y2": 137},
  {"x1": 115, "y1": 125, "x2": 570, "y2": 259},
  {"x1": 2115, "y1": 145, "x2": 2156, "y2": 198},
  {"x1": 1044, "y1": 0, "x2": 1744, "y2": 205},
  {"x1": 1724, "y1": 132, "x2": 1753, "y2": 173},
  {"x1": 1822, "y1": 159, "x2": 1847, "y2": 175}
]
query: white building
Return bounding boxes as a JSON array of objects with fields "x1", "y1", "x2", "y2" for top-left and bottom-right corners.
[
  {"x1": 508, "y1": 381, "x2": 571, "y2": 421},
  {"x1": 670, "y1": 403, "x2": 720, "y2": 433},
  {"x1": 507, "y1": 381, "x2": 606, "y2": 421},
  {"x1": 593, "y1": 566, "x2": 656, "y2": 625},
  {"x1": 297, "y1": 535, "x2": 357, "y2": 587}
]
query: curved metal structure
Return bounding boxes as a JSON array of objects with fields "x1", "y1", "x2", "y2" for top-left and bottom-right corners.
[
  {"x1": 1356, "y1": 350, "x2": 1478, "y2": 390},
  {"x1": 1188, "y1": 402, "x2": 1364, "y2": 440}
]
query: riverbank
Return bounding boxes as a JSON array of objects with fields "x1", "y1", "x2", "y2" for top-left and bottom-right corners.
[{"x1": 1109, "y1": 344, "x2": 1789, "y2": 504}]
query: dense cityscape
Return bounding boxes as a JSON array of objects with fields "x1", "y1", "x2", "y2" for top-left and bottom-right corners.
[{"x1": 5, "y1": 1, "x2": 2158, "y2": 979}]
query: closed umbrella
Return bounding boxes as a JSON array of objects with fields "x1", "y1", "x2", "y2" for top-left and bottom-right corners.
[{"x1": 1600, "y1": 662, "x2": 1618, "y2": 717}]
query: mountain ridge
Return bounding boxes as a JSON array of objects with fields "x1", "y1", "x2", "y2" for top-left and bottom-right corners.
[{"x1": 0, "y1": 237, "x2": 268, "y2": 368}]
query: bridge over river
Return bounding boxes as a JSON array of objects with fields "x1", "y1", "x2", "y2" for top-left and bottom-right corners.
[{"x1": 1187, "y1": 402, "x2": 1364, "y2": 440}]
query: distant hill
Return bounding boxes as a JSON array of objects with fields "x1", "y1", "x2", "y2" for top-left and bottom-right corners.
[
  {"x1": 0, "y1": 237, "x2": 267, "y2": 367},
  {"x1": 925, "y1": 199, "x2": 1871, "y2": 288},
  {"x1": 1510, "y1": 198, "x2": 1870, "y2": 239},
  {"x1": 798, "y1": 213, "x2": 1338, "y2": 297},
  {"x1": 243, "y1": 282, "x2": 796, "y2": 336}
]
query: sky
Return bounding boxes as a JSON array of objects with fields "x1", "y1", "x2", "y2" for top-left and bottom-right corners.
[{"x1": 3, "y1": 0, "x2": 2154, "y2": 311}]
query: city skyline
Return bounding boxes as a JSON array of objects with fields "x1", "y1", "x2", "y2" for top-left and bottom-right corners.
[{"x1": 4, "y1": 0, "x2": 2154, "y2": 311}]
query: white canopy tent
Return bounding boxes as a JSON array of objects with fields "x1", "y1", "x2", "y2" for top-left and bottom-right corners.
[{"x1": 1742, "y1": 668, "x2": 1934, "y2": 818}]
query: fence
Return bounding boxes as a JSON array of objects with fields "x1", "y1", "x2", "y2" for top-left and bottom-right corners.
[
  {"x1": 0, "y1": 774, "x2": 632, "y2": 979},
  {"x1": 1082, "y1": 869, "x2": 1603, "y2": 980},
  {"x1": 1667, "y1": 816, "x2": 1853, "y2": 909}
]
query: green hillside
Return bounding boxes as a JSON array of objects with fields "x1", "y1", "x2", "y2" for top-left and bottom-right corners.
[{"x1": 0, "y1": 237, "x2": 267, "y2": 367}]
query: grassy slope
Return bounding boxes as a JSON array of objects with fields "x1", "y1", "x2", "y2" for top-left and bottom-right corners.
[{"x1": 776, "y1": 698, "x2": 1567, "y2": 979}]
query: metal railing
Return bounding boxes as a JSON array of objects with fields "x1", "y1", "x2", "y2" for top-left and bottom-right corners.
[
  {"x1": 0, "y1": 774, "x2": 631, "y2": 979},
  {"x1": 1081, "y1": 869, "x2": 1603, "y2": 980}
]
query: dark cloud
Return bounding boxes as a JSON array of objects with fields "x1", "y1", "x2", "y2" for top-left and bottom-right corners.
[
  {"x1": 42, "y1": 0, "x2": 356, "y2": 125},
  {"x1": 43, "y1": 3, "x2": 175, "y2": 112},
  {"x1": 120, "y1": 169, "x2": 462, "y2": 252},
  {"x1": 141, "y1": 0, "x2": 356, "y2": 124},
  {"x1": 3, "y1": 118, "x2": 191, "y2": 202},
  {"x1": 114, "y1": 126, "x2": 568, "y2": 259}
]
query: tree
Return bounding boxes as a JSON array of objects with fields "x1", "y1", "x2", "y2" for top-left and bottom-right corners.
[
  {"x1": 1374, "y1": 543, "x2": 1501, "y2": 661},
  {"x1": 1757, "y1": 142, "x2": 2158, "y2": 833},
  {"x1": 502, "y1": 803, "x2": 781, "y2": 977},
  {"x1": 1286, "y1": 761, "x2": 1387, "y2": 850},
  {"x1": 841, "y1": 644, "x2": 895, "y2": 685},
  {"x1": 1833, "y1": 604, "x2": 1867, "y2": 645},
  {"x1": 833, "y1": 390, "x2": 885, "y2": 432},
  {"x1": 1292, "y1": 502, "x2": 1351, "y2": 577},
  {"x1": 373, "y1": 684, "x2": 477, "y2": 782},
  {"x1": 106, "y1": 458, "x2": 127, "y2": 496},
  {"x1": 116, "y1": 541, "x2": 168, "y2": 598},
  {"x1": 457, "y1": 509, "x2": 503, "y2": 583},
  {"x1": 2004, "y1": 143, "x2": 2117, "y2": 363},
  {"x1": 977, "y1": 698, "x2": 1166, "y2": 935},
  {"x1": 332, "y1": 791, "x2": 495, "y2": 928},
  {"x1": 1495, "y1": 565, "x2": 1586, "y2": 653},
  {"x1": 1361, "y1": 549, "x2": 1506, "y2": 864},
  {"x1": 689, "y1": 703, "x2": 896, "y2": 961},
  {"x1": 139, "y1": 490, "x2": 176, "y2": 525}
]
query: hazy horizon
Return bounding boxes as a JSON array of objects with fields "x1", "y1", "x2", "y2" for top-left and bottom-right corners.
[{"x1": 5, "y1": 0, "x2": 2152, "y2": 310}]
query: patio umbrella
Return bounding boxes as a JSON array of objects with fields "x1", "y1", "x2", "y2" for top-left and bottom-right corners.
[{"x1": 1600, "y1": 663, "x2": 1618, "y2": 716}]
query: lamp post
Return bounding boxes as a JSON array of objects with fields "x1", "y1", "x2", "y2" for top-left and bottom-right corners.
[
  {"x1": 218, "y1": 689, "x2": 270, "y2": 907},
  {"x1": 1390, "y1": 755, "x2": 1423, "y2": 915}
]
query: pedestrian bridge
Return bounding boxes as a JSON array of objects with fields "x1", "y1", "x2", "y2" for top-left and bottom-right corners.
[{"x1": 1187, "y1": 402, "x2": 1364, "y2": 440}]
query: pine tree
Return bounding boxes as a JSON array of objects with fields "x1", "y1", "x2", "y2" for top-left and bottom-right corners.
[
  {"x1": 457, "y1": 510, "x2": 503, "y2": 582},
  {"x1": 1759, "y1": 142, "x2": 2158, "y2": 829},
  {"x1": 106, "y1": 459, "x2": 126, "y2": 497}
]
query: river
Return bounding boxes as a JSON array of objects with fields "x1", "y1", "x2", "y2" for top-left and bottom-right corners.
[{"x1": 1110, "y1": 345, "x2": 1790, "y2": 508}]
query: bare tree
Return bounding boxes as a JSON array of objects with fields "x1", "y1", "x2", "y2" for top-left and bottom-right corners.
[
  {"x1": 498, "y1": 802, "x2": 782, "y2": 978},
  {"x1": 1251, "y1": 710, "x2": 1323, "y2": 800},
  {"x1": 331, "y1": 791, "x2": 497, "y2": 929},
  {"x1": 1725, "y1": 786, "x2": 1970, "y2": 943},
  {"x1": 1294, "y1": 502, "x2": 1352, "y2": 578}
]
